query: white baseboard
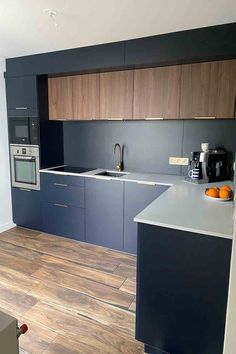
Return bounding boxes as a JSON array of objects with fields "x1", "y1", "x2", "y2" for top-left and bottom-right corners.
[{"x1": 0, "y1": 221, "x2": 16, "y2": 233}]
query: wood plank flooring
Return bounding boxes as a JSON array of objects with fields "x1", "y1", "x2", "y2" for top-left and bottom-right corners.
[{"x1": 0, "y1": 227, "x2": 143, "y2": 354}]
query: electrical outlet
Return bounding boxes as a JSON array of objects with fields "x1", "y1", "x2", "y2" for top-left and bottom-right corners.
[{"x1": 169, "y1": 157, "x2": 189, "y2": 166}]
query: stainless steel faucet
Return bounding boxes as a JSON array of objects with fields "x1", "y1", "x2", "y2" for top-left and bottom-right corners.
[{"x1": 114, "y1": 143, "x2": 124, "y2": 171}]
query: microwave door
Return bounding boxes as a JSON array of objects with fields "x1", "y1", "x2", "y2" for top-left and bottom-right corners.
[{"x1": 9, "y1": 118, "x2": 30, "y2": 145}]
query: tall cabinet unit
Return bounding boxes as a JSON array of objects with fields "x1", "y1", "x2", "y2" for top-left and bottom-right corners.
[{"x1": 5, "y1": 75, "x2": 42, "y2": 231}]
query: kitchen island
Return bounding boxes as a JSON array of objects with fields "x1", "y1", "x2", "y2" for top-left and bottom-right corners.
[{"x1": 133, "y1": 180, "x2": 234, "y2": 354}]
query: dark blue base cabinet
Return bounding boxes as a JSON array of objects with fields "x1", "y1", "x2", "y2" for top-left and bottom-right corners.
[
  {"x1": 124, "y1": 183, "x2": 168, "y2": 254},
  {"x1": 85, "y1": 178, "x2": 124, "y2": 250},
  {"x1": 41, "y1": 202, "x2": 85, "y2": 241},
  {"x1": 12, "y1": 188, "x2": 41, "y2": 230},
  {"x1": 40, "y1": 173, "x2": 85, "y2": 241},
  {"x1": 136, "y1": 223, "x2": 232, "y2": 354}
]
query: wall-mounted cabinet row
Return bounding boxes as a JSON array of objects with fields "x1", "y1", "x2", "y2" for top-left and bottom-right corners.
[{"x1": 48, "y1": 59, "x2": 236, "y2": 120}]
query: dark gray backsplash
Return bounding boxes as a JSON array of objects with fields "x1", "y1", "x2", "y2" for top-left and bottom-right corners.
[{"x1": 63, "y1": 120, "x2": 236, "y2": 176}]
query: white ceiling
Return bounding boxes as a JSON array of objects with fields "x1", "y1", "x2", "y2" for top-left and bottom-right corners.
[{"x1": 0, "y1": 0, "x2": 235, "y2": 58}]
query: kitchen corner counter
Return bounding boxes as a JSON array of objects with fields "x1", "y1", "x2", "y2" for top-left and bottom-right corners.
[
  {"x1": 40, "y1": 166, "x2": 234, "y2": 239},
  {"x1": 134, "y1": 181, "x2": 234, "y2": 239}
]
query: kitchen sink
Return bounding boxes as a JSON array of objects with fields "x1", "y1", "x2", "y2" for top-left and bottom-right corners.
[{"x1": 95, "y1": 171, "x2": 129, "y2": 178}]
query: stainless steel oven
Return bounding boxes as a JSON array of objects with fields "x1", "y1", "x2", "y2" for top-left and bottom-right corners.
[{"x1": 10, "y1": 145, "x2": 40, "y2": 190}]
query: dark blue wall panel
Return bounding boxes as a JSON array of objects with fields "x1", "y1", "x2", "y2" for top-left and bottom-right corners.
[
  {"x1": 63, "y1": 120, "x2": 183, "y2": 175},
  {"x1": 63, "y1": 120, "x2": 236, "y2": 176}
]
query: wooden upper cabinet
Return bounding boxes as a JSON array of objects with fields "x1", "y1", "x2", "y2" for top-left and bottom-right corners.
[
  {"x1": 48, "y1": 60, "x2": 236, "y2": 121},
  {"x1": 48, "y1": 76, "x2": 73, "y2": 120},
  {"x1": 99, "y1": 70, "x2": 133, "y2": 119},
  {"x1": 180, "y1": 60, "x2": 236, "y2": 119},
  {"x1": 133, "y1": 66, "x2": 181, "y2": 119},
  {"x1": 216, "y1": 59, "x2": 236, "y2": 118},
  {"x1": 72, "y1": 73, "x2": 99, "y2": 120},
  {"x1": 180, "y1": 61, "x2": 219, "y2": 119}
]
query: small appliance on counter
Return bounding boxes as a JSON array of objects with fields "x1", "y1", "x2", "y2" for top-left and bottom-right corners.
[{"x1": 186, "y1": 143, "x2": 228, "y2": 184}]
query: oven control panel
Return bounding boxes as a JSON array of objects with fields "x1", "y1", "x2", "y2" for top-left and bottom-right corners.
[{"x1": 10, "y1": 145, "x2": 39, "y2": 157}]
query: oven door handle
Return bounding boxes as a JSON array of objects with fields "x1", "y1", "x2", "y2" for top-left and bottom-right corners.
[{"x1": 15, "y1": 156, "x2": 36, "y2": 160}]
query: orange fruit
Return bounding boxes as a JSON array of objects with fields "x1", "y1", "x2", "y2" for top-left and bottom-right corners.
[
  {"x1": 205, "y1": 188, "x2": 219, "y2": 198},
  {"x1": 219, "y1": 188, "x2": 232, "y2": 199},
  {"x1": 221, "y1": 185, "x2": 232, "y2": 193}
]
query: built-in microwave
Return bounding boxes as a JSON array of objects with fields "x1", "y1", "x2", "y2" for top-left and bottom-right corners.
[{"x1": 8, "y1": 117, "x2": 39, "y2": 145}]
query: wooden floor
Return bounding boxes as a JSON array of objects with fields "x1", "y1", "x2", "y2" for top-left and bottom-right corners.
[{"x1": 0, "y1": 227, "x2": 144, "y2": 354}]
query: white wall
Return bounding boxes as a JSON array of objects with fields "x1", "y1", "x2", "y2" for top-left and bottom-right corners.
[{"x1": 0, "y1": 59, "x2": 14, "y2": 232}]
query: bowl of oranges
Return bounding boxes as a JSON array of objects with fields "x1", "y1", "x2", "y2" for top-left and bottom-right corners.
[{"x1": 205, "y1": 185, "x2": 233, "y2": 201}]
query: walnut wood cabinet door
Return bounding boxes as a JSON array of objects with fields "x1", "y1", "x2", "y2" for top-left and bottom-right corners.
[
  {"x1": 179, "y1": 61, "x2": 219, "y2": 119},
  {"x1": 48, "y1": 76, "x2": 73, "y2": 120},
  {"x1": 133, "y1": 66, "x2": 180, "y2": 119},
  {"x1": 216, "y1": 59, "x2": 236, "y2": 118},
  {"x1": 73, "y1": 73, "x2": 99, "y2": 120},
  {"x1": 99, "y1": 70, "x2": 133, "y2": 119}
]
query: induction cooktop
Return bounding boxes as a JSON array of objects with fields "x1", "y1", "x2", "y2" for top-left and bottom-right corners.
[{"x1": 50, "y1": 166, "x2": 94, "y2": 173}]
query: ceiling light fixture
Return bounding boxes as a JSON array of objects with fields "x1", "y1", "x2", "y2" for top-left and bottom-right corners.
[{"x1": 43, "y1": 9, "x2": 59, "y2": 27}]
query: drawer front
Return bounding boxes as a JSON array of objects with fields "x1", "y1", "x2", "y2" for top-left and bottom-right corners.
[
  {"x1": 40, "y1": 172, "x2": 84, "y2": 187},
  {"x1": 41, "y1": 202, "x2": 85, "y2": 241},
  {"x1": 41, "y1": 183, "x2": 84, "y2": 208}
]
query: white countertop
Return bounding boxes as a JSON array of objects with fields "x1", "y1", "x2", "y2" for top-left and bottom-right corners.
[
  {"x1": 40, "y1": 167, "x2": 183, "y2": 185},
  {"x1": 40, "y1": 166, "x2": 234, "y2": 240},
  {"x1": 134, "y1": 180, "x2": 234, "y2": 240}
]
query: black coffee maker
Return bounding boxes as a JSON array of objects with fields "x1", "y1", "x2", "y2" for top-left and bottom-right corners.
[{"x1": 188, "y1": 144, "x2": 228, "y2": 183}]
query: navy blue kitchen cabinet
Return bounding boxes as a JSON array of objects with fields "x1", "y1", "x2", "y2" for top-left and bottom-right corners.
[
  {"x1": 85, "y1": 178, "x2": 124, "y2": 251},
  {"x1": 40, "y1": 172, "x2": 85, "y2": 241},
  {"x1": 6, "y1": 42, "x2": 125, "y2": 77},
  {"x1": 125, "y1": 23, "x2": 236, "y2": 67},
  {"x1": 41, "y1": 202, "x2": 85, "y2": 241},
  {"x1": 5, "y1": 76, "x2": 38, "y2": 117},
  {"x1": 124, "y1": 182, "x2": 168, "y2": 254},
  {"x1": 11, "y1": 187, "x2": 41, "y2": 230},
  {"x1": 136, "y1": 223, "x2": 232, "y2": 354}
]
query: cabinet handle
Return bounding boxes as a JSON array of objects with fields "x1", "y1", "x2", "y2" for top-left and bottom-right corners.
[
  {"x1": 19, "y1": 188, "x2": 31, "y2": 192},
  {"x1": 107, "y1": 118, "x2": 123, "y2": 121},
  {"x1": 136, "y1": 181, "x2": 158, "y2": 186},
  {"x1": 54, "y1": 203, "x2": 68, "y2": 208},
  {"x1": 54, "y1": 183, "x2": 68, "y2": 187},
  {"x1": 194, "y1": 116, "x2": 216, "y2": 120},
  {"x1": 145, "y1": 117, "x2": 164, "y2": 120},
  {"x1": 15, "y1": 107, "x2": 28, "y2": 110}
]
